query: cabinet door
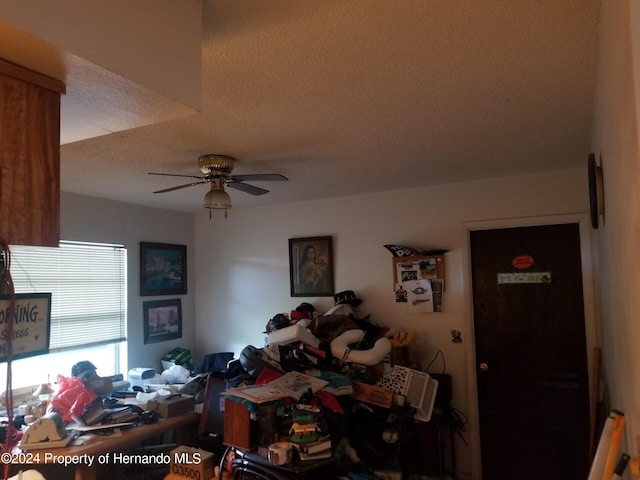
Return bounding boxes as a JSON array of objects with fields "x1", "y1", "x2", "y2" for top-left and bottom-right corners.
[
  {"x1": 0, "y1": 60, "x2": 64, "y2": 247},
  {"x1": 223, "y1": 398, "x2": 253, "y2": 449}
]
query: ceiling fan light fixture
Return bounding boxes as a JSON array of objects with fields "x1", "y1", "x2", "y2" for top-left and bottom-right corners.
[
  {"x1": 149, "y1": 153, "x2": 287, "y2": 215},
  {"x1": 203, "y1": 187, "x2": 231, "y2": 209}
]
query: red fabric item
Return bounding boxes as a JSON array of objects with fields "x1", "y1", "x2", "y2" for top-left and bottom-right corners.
[
  {"x1": 375, "y1": 326, "x2": 391, "y2": 340},
  {"x1": 314, "y1": 390, "x2": 344, "y2": 413},
  {"x1": 290, "y1": 309, "x2": 311, "y2": 321},
  {"x1": 254, "y1": 367, "x2": 283, "y2": 385}
]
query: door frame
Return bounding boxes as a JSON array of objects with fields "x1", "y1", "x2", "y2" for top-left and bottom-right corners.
[{"x1": 460, "y1": 213, "x2": 599, "y2": 479}]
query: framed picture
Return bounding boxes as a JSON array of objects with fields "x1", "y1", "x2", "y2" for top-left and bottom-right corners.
[
  {"x1": 289, "y1": 236, "x2": 334, "y2": 297},
  {"x1": 143, "y1": 298, "x2": 182, "y2": 344},
  {"x1": 140, "y1": 242, "x2": 187, "y2": 296}
]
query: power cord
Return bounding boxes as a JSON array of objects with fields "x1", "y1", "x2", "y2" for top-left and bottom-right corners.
[
  {"x1": 425, "y1": 349, "x2": 446, "y2": 374},
  {"x1": 441, "y1": 405, "x2": 469, "y2": 447},
  {"x1": 424, "y1": 349, "x2": 469, "y2": 446}
]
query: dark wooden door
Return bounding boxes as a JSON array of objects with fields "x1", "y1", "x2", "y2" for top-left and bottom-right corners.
[{"x1": 470, "y1": 223, "x2": 590, "y2": 480}]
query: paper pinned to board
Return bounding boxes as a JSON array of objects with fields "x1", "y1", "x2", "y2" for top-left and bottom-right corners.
[
  {"x1": 408, "y1": 279, "x2": 433, "y2": 313},
  {"x1": 393, "y1": 257, "x2": 444, "y2": 313}
]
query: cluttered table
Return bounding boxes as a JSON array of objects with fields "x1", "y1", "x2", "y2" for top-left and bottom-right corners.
[{"x1": 11, "y1": 412, "x2": 200, "y2": 480}]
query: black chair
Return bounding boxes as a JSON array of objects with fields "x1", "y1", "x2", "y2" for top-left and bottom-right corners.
[
  {"x1": 198, "y1": 374, "x2": 227, "y2": 456},
  {"x1": 219, "y1": 447, "x2": 337, "y2": 480}
]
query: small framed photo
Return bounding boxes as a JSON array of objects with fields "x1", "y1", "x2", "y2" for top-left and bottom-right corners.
[
  {"x1": 140, "y1": 242, "x2": 187, "y2": 296},
  {"x1": 289, "y1": 236, "x2": 334, "y2": 297},
  {"x1": 143, "y1": 298, "x2": 182, "y2": 344}
]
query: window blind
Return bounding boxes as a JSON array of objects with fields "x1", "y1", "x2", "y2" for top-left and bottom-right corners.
[{"x1": 8, "y1": 241, "x2": 126, "y2": 352}]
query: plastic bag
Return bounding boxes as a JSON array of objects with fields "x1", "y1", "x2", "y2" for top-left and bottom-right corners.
[
  {"x1": 160, "y1": 364, "x2": 190, "y2": 384},
  {"x1": 50, "y1": 374, "x2": 97, "y2": 423}
]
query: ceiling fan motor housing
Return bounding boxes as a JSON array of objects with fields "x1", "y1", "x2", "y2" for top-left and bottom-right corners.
[{"x1": 199, "y1": 154, "x2": 235, "y2": 176}]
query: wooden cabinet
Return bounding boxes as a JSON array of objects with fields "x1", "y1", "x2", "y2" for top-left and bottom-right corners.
[
  {"x1": 0, "y1": 59, "x2": 65, "y2": 247},
  {"x1": 223, "y1": 397, "x2": 254, "y2": 450}
]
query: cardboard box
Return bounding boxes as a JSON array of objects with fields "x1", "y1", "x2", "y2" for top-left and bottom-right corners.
[
  {"x1": 147, "y1": 394, "x2": 195, "y2": 418},
  {"x1": 85, "y1": 377, "x2": 113, "y2": 396},
  {"x1": 268, "y1": 324, "x2": 320, "y2": 348},
  {"x1": 351, "y1": 381, "x2": 394, "y2": 408},
  {"x1": 169, "y1": 445, "x2": 215, "y2": 480}
]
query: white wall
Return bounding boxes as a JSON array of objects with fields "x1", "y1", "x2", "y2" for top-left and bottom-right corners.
[
  {"x1": 61, "y1": 192, "x2": 196, "y2": 374},
  {"x1": 193, "y1": 168, "x2": 591, "y2": 479},
  {"x1": 591, "y1": 0, "x2": 640, "y2": 466}
]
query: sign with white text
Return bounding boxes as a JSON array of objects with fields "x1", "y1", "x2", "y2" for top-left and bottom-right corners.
[{"x1": 497, "y1": 272, "x2": 552, "y2": 284}]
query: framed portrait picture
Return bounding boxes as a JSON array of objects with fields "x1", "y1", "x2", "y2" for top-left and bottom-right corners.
[
  {"x1": 289, "y1": 236, "x2": 334, "y2": 297},
  {"x1": 143, "y1": 298, "x2": 182, "y2": 344},
  {"x1": 140, "y1": 242, "x2": 187, "y2": 296}
]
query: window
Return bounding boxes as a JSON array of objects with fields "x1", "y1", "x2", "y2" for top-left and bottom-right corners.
[{"x1": 2, "y1": 241, "x2": 127, "y2": 388}]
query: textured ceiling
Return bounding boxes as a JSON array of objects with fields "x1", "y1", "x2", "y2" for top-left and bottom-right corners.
[{"x1": 52, "y1": 1, "x2": 601, "y2": 213}]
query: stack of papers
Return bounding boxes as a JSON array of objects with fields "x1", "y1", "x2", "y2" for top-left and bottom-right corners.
[{"x1": 225, "y1": 371, "x2": 329, "y2": 403}]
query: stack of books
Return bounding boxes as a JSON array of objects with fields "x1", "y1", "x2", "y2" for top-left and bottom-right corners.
[
  {"x1": 293, "y1": 436, "x2": 332, "y2": 461},
  {"x1": 106, "y1": 406, "x2": 140, "y2": 424}
]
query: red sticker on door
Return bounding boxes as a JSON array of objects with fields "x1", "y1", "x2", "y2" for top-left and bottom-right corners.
[{"x1": 512, "y1": 255, "x2": 534, "y2": 269}]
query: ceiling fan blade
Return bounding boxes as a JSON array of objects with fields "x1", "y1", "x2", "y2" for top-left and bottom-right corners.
[
  {"x1": 149, "y1": 172, "x2": 205, "y2": 180},
  {"x1": 230, "y1": 173, "x2": 288, "y2": 182},
  {"x1": 153, "y1": 180, "x2": 209, "y2": 193},
  {"x1": 226, "y1": 180, "x2": 269, "y2": 196}
]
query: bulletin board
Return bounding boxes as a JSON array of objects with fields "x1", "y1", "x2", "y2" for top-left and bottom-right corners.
[{"x1": 392, "y1": 255, "x2": 445, "y2": 312}]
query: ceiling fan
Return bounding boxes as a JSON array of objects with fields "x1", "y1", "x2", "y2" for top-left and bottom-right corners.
[{"x1": 149, "y1": 154, "x2": 288, "y2": 216}]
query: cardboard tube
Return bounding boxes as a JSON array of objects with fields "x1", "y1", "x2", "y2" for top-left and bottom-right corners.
[{"x1": 587, "y1": 414, "x2": 615, "y2": 480}]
